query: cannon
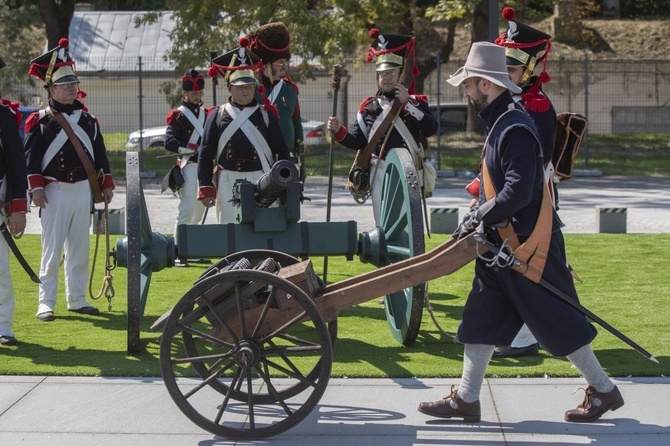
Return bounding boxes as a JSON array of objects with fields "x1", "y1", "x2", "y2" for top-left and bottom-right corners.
[
  {"x1": 116, "y1": 148, "x2": 427, "y2": 352},
  {"x1": 113, "y1": 150, "x2": 484, "y2": 439}
]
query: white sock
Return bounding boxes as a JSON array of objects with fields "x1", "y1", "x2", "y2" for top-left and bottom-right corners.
[
  {"x1": 456, "y1": 344, "x2": 495, "y2": 404},
  {"x1": 566, "y1": 344, "x2": 615, "y2": 393}
]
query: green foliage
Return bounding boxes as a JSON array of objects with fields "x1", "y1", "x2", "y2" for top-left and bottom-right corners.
[
  {"x1": 620, "y1": 0, "x2": 670, "y2": 18},
  {"x1": 2, "y1": 233, "x2": 668, "y2": 378},
  {"x1": 158, "y1": 79, "x2": 183, "y2": 108},
  {"x1": 0, "y1": 1, "x2": 44, "y2": 102}
]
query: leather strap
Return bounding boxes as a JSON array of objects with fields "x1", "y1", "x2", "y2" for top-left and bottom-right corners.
[
  {"x1": 351, "y1": 98, "x2": 403, "y2": 171},
  {"x1": 481, "y1": 157, "x2": 552, "y2": 283},
  {"x1": 51, "y1": 111, "x2": 105, "y2": 203}
]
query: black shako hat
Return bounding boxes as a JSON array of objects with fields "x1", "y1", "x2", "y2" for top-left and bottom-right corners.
[
  {"x1": 181, "y1": 69, "x2": 205, "y2": 91},
  {"x1": 28, "y1": 38, "x2": 79, "y2": 86},
  {"x1": 208, "y1": 37, "x2": 263, "y2": 87}
]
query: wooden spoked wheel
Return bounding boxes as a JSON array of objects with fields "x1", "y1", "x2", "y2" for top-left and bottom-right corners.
[
  {"x1": 378, "y1": 148, "x2": 426, "y2": 346},
  {"x1": 160, "y1": 267, "x2": 332, "y2": 440}
]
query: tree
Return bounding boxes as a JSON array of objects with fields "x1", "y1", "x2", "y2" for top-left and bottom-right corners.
[
  {"x1": 38, "y1": 0, "x2": 76, "y2": 50},
  {"x1": 0, "y1": 2, "x2": 44, "y2": 103}
]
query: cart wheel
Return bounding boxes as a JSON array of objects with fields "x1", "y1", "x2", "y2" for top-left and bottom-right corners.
[
  {"x1": 160, "y1": 268, "x2": 332, "y2": 440},
  {"x1": 186, "y1": 250, "x2": 337, "y2": 400},
  {"x1": 379, "y1": 148, "x2": 425, "y2": 346}
]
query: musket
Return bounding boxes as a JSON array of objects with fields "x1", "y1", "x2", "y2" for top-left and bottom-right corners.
[
  {"x1": 324, "y1": 64, "x2": 344, "y2": 282},
  {"x1": 0, "y1": 218, "x2": 41, "y2": 283},
  {"x1": 473, "y1": 233, "x2": 658, "y2": 364}
]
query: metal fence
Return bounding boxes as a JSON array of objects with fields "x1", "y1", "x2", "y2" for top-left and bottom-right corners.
[{"x1": 17, "y1": 55, "x2": 670, "y2": 174}]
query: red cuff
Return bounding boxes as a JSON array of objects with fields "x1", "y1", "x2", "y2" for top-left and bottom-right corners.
[
  {"x1": 198, "y1": 185, "x2": 217, "y2": 200},
  {"x1": 9, "y1": 198, "x2": 28, "y2": 214},
  {"x1": 334, "y1": 125, "x2": 348, "y2": 142},
  {"x1": 465, "y1": 177, "x2": 481, "y2": 198},
  {"x1": 101, "y1": 174, "x2": 115, "y2": 190},
  {"x1": 28, "y1": 174, "x2": 45, "y2": 191}
]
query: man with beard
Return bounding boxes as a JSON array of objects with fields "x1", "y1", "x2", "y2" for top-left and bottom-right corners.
[
  {"x1": 417, "y1": 42, "x2": 624, "y2": 424},
  {"x1": 247, "y1": 22, "x2": 303, "y2": 173}
]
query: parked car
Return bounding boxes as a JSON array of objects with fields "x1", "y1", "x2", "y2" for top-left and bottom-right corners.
[
  {"x1": 125, "y1": 126, "x2": 167, "y2": 150},
  {"x1": 18, "y1": 106, "x2": 39, "y2": 141},
  {"x1": 125, "y1": 117, "x2": 327, "y2": 151},
  {"x1": 302, "y1": 118, "x2": 327, "y2": 146},
  {"x1": 428, "y1": 102, "x2": 470, "y2": 135}
]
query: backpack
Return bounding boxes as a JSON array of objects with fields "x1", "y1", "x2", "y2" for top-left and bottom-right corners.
[{"x1": 552, "y1": 112, "x2": 588, "y2": 181}]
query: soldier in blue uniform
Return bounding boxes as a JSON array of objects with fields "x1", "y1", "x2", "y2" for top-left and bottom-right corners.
[
  {"x1": 25, "y1": 39, "x2": 115, "y2": 322},
  {"x1": 199, "y1": 39, "x2": 290, "y2": 224},
  {"x1": 418, "y1": 42, "x2": 624, "y2": 424},
  {"x1": 164, "y1": 69, "x2": 210, "y2": 266},
  {"x1": 327, "y1": 29, "x2": 438, "y2": 224},
  {"x1": 0, "y1": 56, "x2": 28, "y2": 346}
]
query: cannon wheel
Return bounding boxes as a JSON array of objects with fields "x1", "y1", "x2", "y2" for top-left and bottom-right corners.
[
  {"x1": 379, "y1": 148, "x2": 425, "y2": 346},
  {"x1": 125, "y1": 152, "x2": 156, "y2": 353},
  {"x1": 183, "y1": 249, "x2": 337, "y2": 401},
  {"x1": 160, "y1": 268, "x2": 333, "y2": 440}
]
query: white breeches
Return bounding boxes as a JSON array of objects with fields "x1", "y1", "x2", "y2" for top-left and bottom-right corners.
[
  {"x1": 174, "y1": 162, "x2": 206, "y2": 244},
  {"x1": 0, "y1": 234, "x2": 15, "y2": 336},
  {"x1": 37, "y1": 181, "x2": 92, "y2": 314},
  {"x1": 215, "y1": 170, "x2": 265, "y2": 224}
]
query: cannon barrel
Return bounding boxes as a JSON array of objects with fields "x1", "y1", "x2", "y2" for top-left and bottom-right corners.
[{"x1": 254, "y1": 160, "x2": 299, "y2": 207}]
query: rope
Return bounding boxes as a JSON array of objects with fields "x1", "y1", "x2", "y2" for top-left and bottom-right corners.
[
  {"x1": 89, "y1": 202, "x2": 116, "y2": 311},
  {"x1": 423, "y1": 292, "x2": 456, "y2": 341}
]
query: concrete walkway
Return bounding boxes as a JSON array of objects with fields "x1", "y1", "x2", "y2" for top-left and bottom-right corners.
[
  {"x1": 8, "y1": 174, "x2": 669, "y2": 444},
  {"x1": 0, "y1": 376, "x2": 668, "y2": 445}
]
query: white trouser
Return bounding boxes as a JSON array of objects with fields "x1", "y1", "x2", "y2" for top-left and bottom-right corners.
[
  {"x1": 173, "y1": 162, "x2": 206, "y2": 245},
  {"x1": 370, "y1": 157, "x2": 386, "y2": 226},
  {"x1": 511, "y1": 323, "x2": 538, "y2": 348},
  {"x1": 37, "y1": 181, "x2": 92, "y2": 315},
  {"x1": 216, "y1": 169, "x2": 264, "y2": 224},
  {"x1": 0, "y1": 233, "x2": 15, "y2": 337}
]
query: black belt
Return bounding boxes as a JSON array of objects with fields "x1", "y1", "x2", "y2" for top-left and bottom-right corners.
[{"x1": 220, "y1": 160, "x2": 262, "y2": 172}]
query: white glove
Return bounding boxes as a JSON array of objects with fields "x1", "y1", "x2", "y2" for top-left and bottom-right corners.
[{"x1": 178, "y1": 147, "x2": 195, "y2": 155}]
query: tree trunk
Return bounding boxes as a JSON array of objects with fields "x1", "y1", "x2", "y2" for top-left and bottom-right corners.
[{"x1": 38, "y1": 0, "x2": 76, "y2": 49}]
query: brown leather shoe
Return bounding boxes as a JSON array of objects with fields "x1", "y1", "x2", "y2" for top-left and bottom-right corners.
[
  {"x1": 418, "y1": 386, "x2": 481, "y2": 421},
  {"x1": 564, "y1": 385, "x2": 624, "y2": 422}
]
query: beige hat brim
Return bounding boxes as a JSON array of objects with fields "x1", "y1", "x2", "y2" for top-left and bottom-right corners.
[{"x1": 447, "y1": 66, "x2": 522, "y2": 94}]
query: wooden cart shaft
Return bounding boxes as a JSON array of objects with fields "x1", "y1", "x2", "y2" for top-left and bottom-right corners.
[{"x1": 310, "y1": 234, "x2": 481, "y2": 318}]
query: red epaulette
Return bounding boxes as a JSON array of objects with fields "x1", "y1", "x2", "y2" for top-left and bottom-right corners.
[
  {"x1": 205, "y1": 105, "x2": 218, "y2": 117},
  {"x1": 358, "y1": 96, "x2": 376, "y2": 113},
  {"x1": 24, "y1": 112, "x2": 41, "y2": 134},
  {"x1": 1, "y1": 98, "x2": 21, "y2": 127},
  {"x1": 263, "y1": 100, "x2": 279, "y2": 119},
  {"x1": 166, "y1": 109, "x2": 179, "y2": 125}
]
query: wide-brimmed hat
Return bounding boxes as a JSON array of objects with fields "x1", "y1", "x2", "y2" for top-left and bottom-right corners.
[
  {"x1": 28, "y1": 38, "x2": 79, "y2": 86},
  {"x1": 208, "y1": 37, "x2": 262, "y2": 86},
  {"x1": 447, "y1": 42, "x2": 522, "y2": 94},
  {"x1": 246, "y1": 22, "x2": 291, "y2": 65},
  {"x1": 181, "y1": 69, "x2": 205, "y2": 91}
]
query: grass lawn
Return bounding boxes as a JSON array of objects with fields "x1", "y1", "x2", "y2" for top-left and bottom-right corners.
[{"x1": 2, "y1": 233, "x2": 668, "y2": 379}]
